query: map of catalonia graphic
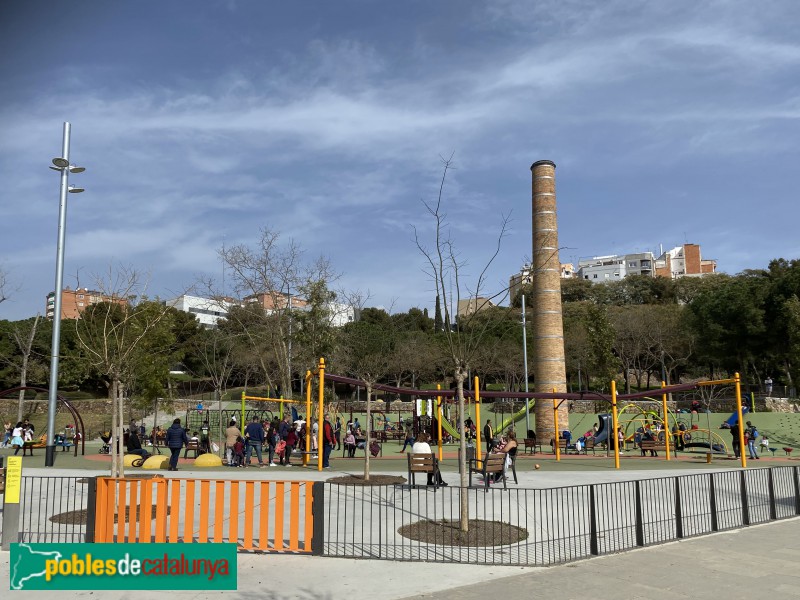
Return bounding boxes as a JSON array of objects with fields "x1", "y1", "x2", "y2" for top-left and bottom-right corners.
[{"x1": 10, "y1": 543, "x2": 63, "y2": 590}]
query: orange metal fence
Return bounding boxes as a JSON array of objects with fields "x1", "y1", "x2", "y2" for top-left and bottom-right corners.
[{"x1": 94, "y1": 477, "x2": 317, "y2": 553}]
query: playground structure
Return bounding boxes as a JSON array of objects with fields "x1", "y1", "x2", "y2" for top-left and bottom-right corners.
[
  {"x1": 319, "y1": 362, "x2": 751, "y2": 470},
  {"x1": 0, "y1": 386, "x2": 85, "y2": 457}
]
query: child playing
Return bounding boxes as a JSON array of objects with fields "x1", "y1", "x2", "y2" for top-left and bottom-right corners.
[{"x1": 760, "y1": 435, "x2": 769, "y2": 454}]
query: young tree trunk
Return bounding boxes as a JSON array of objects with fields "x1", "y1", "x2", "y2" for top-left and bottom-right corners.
[
  {"x1": 116, "y1": 380, "x2": 125, "y2": 477},
  {"x1": 110, "y1": 380, "x2": 118, "y2": 478},
  {"x1": 364, "y1": 383, "x2": 372, "y2": 481},
  {"x1": 217, "y1": 388, "x2": 224, "y2": 457},
  {"x1": 455, "y1": 369, "x2": 468, "y2": 533}
]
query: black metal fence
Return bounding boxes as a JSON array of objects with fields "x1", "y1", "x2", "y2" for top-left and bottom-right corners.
[
  {"x1": 1, "y1": 476, "x2": 93, "y2": 546},
  {"x1": 323, "y1": 466, "x2": 800, "y2": 566}
]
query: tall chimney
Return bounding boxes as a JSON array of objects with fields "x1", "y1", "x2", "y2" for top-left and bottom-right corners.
[{"x1": 531, "y1": 160, "x2": 568, "y2": 441}]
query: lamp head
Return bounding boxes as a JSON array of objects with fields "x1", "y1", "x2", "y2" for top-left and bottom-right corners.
[
  {"x1": 69, "y1": 166, "x2": 85, "y2": 174},
  {"x1": 68, "y1": 185, "x2": 85, "y2": 193},
  {"x1": 52, "y1": 157, "x2": 69, "y2": 168}
]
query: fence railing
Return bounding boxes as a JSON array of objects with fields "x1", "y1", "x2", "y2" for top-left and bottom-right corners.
[
  {"x1": 323, "y1": 466, "x2": 800, "y2": 566},
  {"x1": 1, "y1": 475, "x2": 92, "y2": 546}
]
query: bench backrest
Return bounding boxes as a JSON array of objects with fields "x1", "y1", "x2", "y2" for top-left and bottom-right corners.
[
  {"x1": 408, "y1": 453, "x2": 437, "y2": 472},
  {"x1": 480, "y1": 453, "x2": 506, "y2": 473},
  {"x1": 640, "y1": 440, "x2": 665, "y2": 448}
]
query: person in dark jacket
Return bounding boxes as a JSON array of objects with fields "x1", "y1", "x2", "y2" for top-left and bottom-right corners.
[
  {"x1": 244, "y1": 416, "x2": 266, "y2": 467},
  {"x1": 166, "y1": 418, "x2": 189, "y2": 471},
  {"x1": 126, "y1": 429, "x2": 150, "y2": 459}
]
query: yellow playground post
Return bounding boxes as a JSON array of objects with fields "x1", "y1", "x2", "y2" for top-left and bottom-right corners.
[
  {"x1": 436, "y1": 384, "x2": 443, "y2": 461},
  {"x1": 611, "y1": 380, "x2": 620, "y2": 469},
  {"x1": 317, "y1": 358, "x2": 325, "y2": 471},
  {"x1": 474, "y1": 376, "x2": 482, "y2": 468},
  {"x1": 552, "y1": 392, "x2": 560, "y2": 462}
]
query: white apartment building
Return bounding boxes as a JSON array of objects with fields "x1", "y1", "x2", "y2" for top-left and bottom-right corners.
[
  {"x1": 577, "y1": 252, "x2": 655, "y2": 282},
  {"x1": 165, "y1": 294, "x2": 237, "y2": 328}
]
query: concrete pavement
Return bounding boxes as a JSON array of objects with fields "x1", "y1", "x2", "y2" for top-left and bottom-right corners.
[
  {"x1": 403, "y1": 518, "x2": 800, "y2": 600},
  {"x1": 2, "y1": 518, "x2": 798, "y2": 599}
]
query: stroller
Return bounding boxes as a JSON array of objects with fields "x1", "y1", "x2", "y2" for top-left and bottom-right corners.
[{"x1": 99, "y1": 432, "x2": 112, "y2": 454}]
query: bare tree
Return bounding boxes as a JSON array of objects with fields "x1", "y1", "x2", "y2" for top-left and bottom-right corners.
[
  {"x1": 75, "y1": 266, "x2": 176, "y2": 477},
  {"x1": 0, "y1": 266, "x2": 12, "y2": 305},
  {"x1": 335, "y1": 321, "x2": 393, "y2": 481},
  {"x1": 413, "y1": 156, "x2": 510, "y2": 532},
  {"x1": 190, "y1": 327, "x2": 241, "y2": 456},
  {"x1": 215, "y1": 229, "x2": 337, "y2": 398},
  {"x1": 10, "y1": 315, "x2": 42, "y2": 421}
]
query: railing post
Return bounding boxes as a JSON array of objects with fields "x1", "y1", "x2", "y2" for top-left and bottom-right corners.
[
  {"x1": 85, "y1": 476, "x2": 99, "y2": 543},
  {"x1": 794, "y1": 466, "x2": 800, "y2": 516},
  {"x1": 740, "y1": 470, "x2": 750, "y2": 526},
  {"x1": 589, "y1": 485, "x2": 599, "y2": 556},
  {"x1": 709, "y1": 473, "x2": 719, "y2": 532},
  {"x1": 674, "y1": 477, "x2": 683, "y2": 539},
  {"x1": 634, "y1": 480, "x2": 644, "y2": 547},
  {"x1": 767, "y1": 468, "x2": 777, "y2": 521},
  {"x1": 311, "y1": 481, "x2": 325, "y2": 556}
]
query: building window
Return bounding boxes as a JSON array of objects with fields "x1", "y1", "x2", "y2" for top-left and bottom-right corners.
[
  {"x1": 78, "y1": 294, "x2": 84, "y2": 299},
  {"x1": 593, "y1": 274, "x2": 598, "y2": 279},
  {"x1": 78, "y1": 302, "x2": 84, "y2": 307},
  {"x1": 614, "y1": 273, "x2": 620, "y2": 277}
]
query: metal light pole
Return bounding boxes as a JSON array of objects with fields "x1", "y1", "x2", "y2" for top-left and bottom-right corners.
[
  {"x1": 45, "y1": 122, "x2": 85, "y2": 467},
  {"x1": 522, "y1": 294, "x2": 530, "y2": 433}
]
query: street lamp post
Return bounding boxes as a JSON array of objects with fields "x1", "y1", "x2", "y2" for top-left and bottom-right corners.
[{"x1": 45, "y1": 122, "x2": 85, "y2": 467}]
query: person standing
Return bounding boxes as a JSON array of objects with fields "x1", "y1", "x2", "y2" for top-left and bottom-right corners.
[
  {"x1": 199, "y1": 420, "x2": 211, "y2": 454},
  {"x1": 764, "y1": 377, "x2": 773, "y2": 396},
  {"x1": 244, "y1": 416, "x2": 266, "y2": 467},
  {"x1": 730, "y1": 421, "x2": 741, "y2": 459},
  {"x1": 334, "y1": 417, "x2": 342, "y2": 450},
  {"x1": 484, "y1": 420, "x2": 494, "y2": 454},
  {"x1": 745, "y1": 421, "x2": 760, "y2": 460},
  {"x1": 322, "y1": 414, "x2": 336, "y2": 469},
  {"x1": 225, "y1": 420, "x2": 241, "y2": 466},
  {"x1": 166, "y1": 418, "x2": 189, "y2": 471}
]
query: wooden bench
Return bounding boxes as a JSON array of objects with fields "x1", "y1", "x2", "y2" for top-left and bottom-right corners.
[
  {"x1": 183, "y1": 440, "x2": 203, "y2": 458},
  {"x1": 581, "y1": 437, "x2": 597, "y2": 455},
  {"x1": 342, "y1": 438, "x2": 382, "y2": 457},
  {"x1": 407, "y1": 453, "x2": 442, "y2": 487},
  {"x1": 523, "y1": 438, "x2": 542, "y2": 454},
  {"x1": 640, "y1": 440, "x2": 667, "y2": 455},
  {"x1": 551, "y1": 438, "x2": 577, "y2": 455},
  {"x1": 468, "y1": 452, "x2": 508, "y2": 490}
]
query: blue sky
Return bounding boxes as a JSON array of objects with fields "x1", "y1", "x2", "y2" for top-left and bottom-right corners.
[{"x1": 2, "y1": 1, "x2": 799, "y2": 321}]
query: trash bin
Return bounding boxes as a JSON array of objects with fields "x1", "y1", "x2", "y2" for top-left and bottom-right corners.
[
  {"x1": 466, "y1": 443, "x2": 476, "y2": 463},
  {"x1": 706, "y1": 452, "x2": 712, "y2": 464}
]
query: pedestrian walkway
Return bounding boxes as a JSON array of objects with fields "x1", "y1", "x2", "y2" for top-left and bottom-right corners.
[{"x1": 402, "y1": 518, "x2": 800, "y2": 600}]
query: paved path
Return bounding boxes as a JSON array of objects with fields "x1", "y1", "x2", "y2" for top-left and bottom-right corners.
[
  {"x1": 403, "y1": 518, "x2": 800, "y2": 600},
  {"x1": 2, "y1": 518, "x2": 798, "y2": 599}
]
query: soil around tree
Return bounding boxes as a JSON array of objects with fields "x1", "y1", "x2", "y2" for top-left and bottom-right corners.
[
  {"x1": 327, "y1": 474, "x2": 406, "y2": 486},
  {"x1": 399, "y1": 519, "x2": 528, "y2": 547},
  {"x1": 50, "y1": 505, "x2": 171, "y2": 525}
]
